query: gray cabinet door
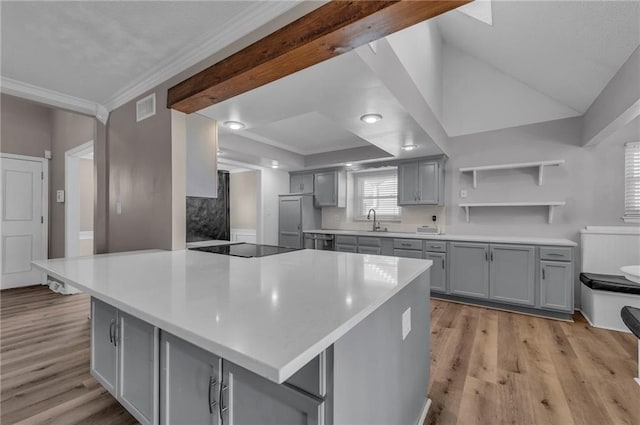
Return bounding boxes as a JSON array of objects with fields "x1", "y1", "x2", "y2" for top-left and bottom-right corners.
[
  {"x1": 450, "y1": 242, "x2": 489, "y2": 298},
  {"x1": 397, "y1": 163, "x2": 419, "y2": 206},
  {"x1": 222, "y1": 361, "x2": 324, "y2": 425},
  {"x1": 425, "y1": 252, "x2": 446, "y2": 293},
  {"x1": 489, "y1": 245, "x2": 535, "y2": 306},
  {"x1": 300, "y1": 174, "x2": 314, "y2": 193},
  {"x1": 540, "y1": 261, "x2": 573, "y2": 312},
  {"x1": 336, "y1": 244, "x2": 357, "y2": 253},
  {"x1": 358, "y1": 246, "x2": 381, "y2": 255},
  {"x1": 117, "y1": 312, "x2": 159, "y2": 425},
  {"x1": 279, "y1": 197, "x2": 302, "y2": 248},
  {"x1": 160, "y1": 332, "x2": 220, "y2": 425},
  {"x1": 417, "y1": 161, "x2": 438, "y2": 204},
  {"x1": 313, "y1": 172, "x2": 336, "y2": 207},
  {"x1": 90, "y1": 298, "x2": 118, "y2": 396},
  {"x1": 290, "y1": 175, "x2": 303, "y2": 193}
]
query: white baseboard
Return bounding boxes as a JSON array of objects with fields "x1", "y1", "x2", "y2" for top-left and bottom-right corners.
[{"x1": 416, "y1": 398, "x2": 431, "y2": 425}]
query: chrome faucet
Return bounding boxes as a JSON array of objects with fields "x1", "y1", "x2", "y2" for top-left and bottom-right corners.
[{"x1": 367, "y1": 208, "x2": 381, "y2": 232}]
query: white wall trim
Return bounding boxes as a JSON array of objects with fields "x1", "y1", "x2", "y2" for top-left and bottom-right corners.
[
  {"x1": 1, "y1": 77, "x2": 109, "y2": 124},
  {"x1": 65, "y1": 140, "x2": 94, "y2": 258},
  {"x1": 0, "y1": 153, "x2": 49, "y2": 284},
  {"x1": 101, "y1": 1, "x2": 301, "y2": 112}
]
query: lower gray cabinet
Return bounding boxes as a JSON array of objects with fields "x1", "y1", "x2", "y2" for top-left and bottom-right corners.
[
  {"x1": 91, "y1": 298, "x2": 118, "y2": 395},
  {"x1": 90, "y1": 298, "x2": 158, "y2": 425},
  {"x1": 540, "y1": 260, "x2": 573, "y2": 312},
  {"x1": 358, "y1": 246, "x2": 381, "y2": 255},
  {"x1": 450, "y1": 242, "x2": 489, "y2": 298},
  {"x1": 222, "y1": 361, "x2": 324, "y2": 425},
  {"x1": 118, "y1": 312, "x2": 159, "y2": 425},
  {"x1": 424, "y1": 252, "x2": 446, "y2": 293},
  {"x1": 489, "y1": 245, "x2": 535, "y2": 306},
  {"x1": 336, "y1": 245, "x2": 357, "y2": 253},
  {"x1": 160, "y1": 332, "x2": 220, "y2": 425}
]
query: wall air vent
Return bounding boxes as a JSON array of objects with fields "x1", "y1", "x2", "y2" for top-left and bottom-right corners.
[{"x1": 136, "y1": 93, "x2": 156, "y2": 122}]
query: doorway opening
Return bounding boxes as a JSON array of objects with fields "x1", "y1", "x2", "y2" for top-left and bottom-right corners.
[{"x1": 65, "y1": 140, "x2": 94, "y2": 258}]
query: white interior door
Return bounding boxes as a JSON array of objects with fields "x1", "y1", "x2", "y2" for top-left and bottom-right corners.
[{"x1": 1, "y1": 157, "x2": 45, "y2": 289}]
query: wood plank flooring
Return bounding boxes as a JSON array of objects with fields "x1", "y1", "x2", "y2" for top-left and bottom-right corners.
[
  {"x1": 2, "y1": 285, "x2": 639, "y2": 424},
  {"x1": 1, "y1": 286, "x2": 136, "y2": 425}
]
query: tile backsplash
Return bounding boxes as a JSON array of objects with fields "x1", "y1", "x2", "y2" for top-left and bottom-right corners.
[{"x1": 321, "y1": 205, "x2": 446, "y2": 233}]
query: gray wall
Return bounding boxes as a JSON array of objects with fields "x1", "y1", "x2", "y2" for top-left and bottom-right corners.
[
  {"x1": 107, "y1": 88, "x2": 174, "y2": 252},
  {"x1": 50, "y1": 108, "x2": 95, "y2": 258},
  {"x1": 444, "y1": 116, "x2": 634, "y2": 240},
  {"x1": 0, "y1": 94, "x2": 51, "y2": 157},
  {"x1": 230, "y1": 171, "x2": 257, "y2": 229}
]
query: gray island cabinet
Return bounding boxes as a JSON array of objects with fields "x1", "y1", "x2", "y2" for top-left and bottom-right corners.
[{"x1": 33, "y1": 249, "x2": 432, "y2": 425}]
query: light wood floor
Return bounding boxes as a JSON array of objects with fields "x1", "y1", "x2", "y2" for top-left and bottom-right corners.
[{"x1": 2, "y1": 286, "x2": 639, "y2": 425}]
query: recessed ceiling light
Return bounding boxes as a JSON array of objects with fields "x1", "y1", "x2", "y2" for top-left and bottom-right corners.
[
  {"x1": 401, "y1": 144, "x2": 418, "y2": 151},
  {"x1": 360, "y1": 114, "x2": 382, "y2": 124},
  {"x1": 345, "y1": 163, "x2": 353, "y2": 167},
  {"x1": 223, "y1": 120, "x2": 246, "y2": 130}
]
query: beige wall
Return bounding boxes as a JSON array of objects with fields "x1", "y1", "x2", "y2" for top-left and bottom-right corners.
[
  {"x1": 230, "y1": 171, "x2": 257, "y2": 229},
  {"x1": 79, "y1": 158, "x2": 94, "y2": 232},
  {"x1": 0, "y1": 94, "x2": 51, "y2": 157},
  {"x1": 50, "y1": 109, "x2": 95, "y2": 258}
]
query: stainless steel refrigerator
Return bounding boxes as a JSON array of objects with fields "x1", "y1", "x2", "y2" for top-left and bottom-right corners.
[{"x1": 278, "y1": 194, "x2": 321, "y2": 249}]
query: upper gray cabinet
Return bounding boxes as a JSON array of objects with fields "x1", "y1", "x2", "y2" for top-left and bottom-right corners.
[
  {"x1": 314, "y1": 171, "x2": 346, "y2": 208},
  {"x1": 290, "y1": 173, "x2": 314, "y2": 194},
  {"x1": 397, "y1": 158, "x2": 445, "y2": 206}
]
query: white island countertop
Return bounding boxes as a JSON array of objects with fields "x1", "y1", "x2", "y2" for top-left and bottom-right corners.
[
  {"x1": 33, "y1": 249, "x2": 431, "y2": 383},
  {"x1": 305, "y1": 229, "x2": 577, "y2": 247}
]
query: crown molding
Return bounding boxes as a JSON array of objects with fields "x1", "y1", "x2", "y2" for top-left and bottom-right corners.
[
  {"x1": 1, "y1": 77, "x2": 109, "y2": 124},
  {"x1": 102, "y1": 1, "x2": 301, "y2": 112}
]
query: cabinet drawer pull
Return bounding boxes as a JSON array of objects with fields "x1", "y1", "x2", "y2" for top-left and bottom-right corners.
[
  {"x1": 430, "y1": 245, "x2": 440, "y2": 249},
  {"x1": 208, "y1": 376, "x2": 218, "y2": 414},
  {"x1": 219, "y1": 382, "x2": 229, "y2": 420},
  {"x1": 402, "y1": 243, "x2": 411, "y2": 247},
  {"x1": 109, "y1": 319, "x2": 114, "y2": 344},
  {"x1": 548, "y1": 253, "x2": 563, "y2": 257}
]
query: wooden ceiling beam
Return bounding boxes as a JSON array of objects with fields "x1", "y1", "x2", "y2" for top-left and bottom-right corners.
[{"x1": 168, "y1": 0, "x2": 471, "y2": 113}]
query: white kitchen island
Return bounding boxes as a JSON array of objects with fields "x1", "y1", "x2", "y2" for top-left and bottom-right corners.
[{"x1": 33, "y1": 248, "x2": 432, "y2": 425}]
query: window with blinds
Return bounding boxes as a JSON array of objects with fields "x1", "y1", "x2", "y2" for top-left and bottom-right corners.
[
  {"x1": 625, "y1": 141, "x2": 640, "y2": 222},
  {"x1": 352, "y1": 168, "x2": 400, "y2": 220}
]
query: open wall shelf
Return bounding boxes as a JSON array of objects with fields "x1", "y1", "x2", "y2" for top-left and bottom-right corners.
[
  {"x1": 459, "y1": 201, "x2": 566, "y2": 224},
  {"x1": 460, "y1": 160, "x2": 564, "y2": 188}
]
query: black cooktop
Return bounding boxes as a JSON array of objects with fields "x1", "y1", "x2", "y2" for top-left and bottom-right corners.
[{"x1": 189, "y1": 243, "x2": 302, "y2": 258}]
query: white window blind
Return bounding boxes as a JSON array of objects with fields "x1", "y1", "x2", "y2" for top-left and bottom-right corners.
[
  {"x1": 625, "y1": 141, "x2": 640, "y2": 222},
  {"x1": 353, "y1": 168, "x2": 400, "y2": 220}
]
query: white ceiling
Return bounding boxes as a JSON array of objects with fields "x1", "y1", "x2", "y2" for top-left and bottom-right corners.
[
  {"x1": 2, "y1": 1, "x2": 639, "y2": 169},
  {"x1": 436, "y1": 0, "x2": 640, "y2": 114},
  {"x1": 199, "y1": 51, "x2": 441, "y2": 160},
  {"x1": 0, "y1": 1, "x2": 301, "y2": 108}
]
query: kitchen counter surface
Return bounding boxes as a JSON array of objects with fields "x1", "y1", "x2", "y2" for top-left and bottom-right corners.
[
  {"x1": 33, "y1": 249, "x2": 431, "y2": 383},
  {"x1": 305, "y1": 229, "x2": 577, "y2": 247}
]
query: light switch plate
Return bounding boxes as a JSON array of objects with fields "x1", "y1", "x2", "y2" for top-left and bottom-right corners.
[
  {"x1": 44, "y1": 150, "x2": 52, "y2": 159},
  {"x1": 116, "y1": 202, "x2": 122, "y2": 215},
  {"x1": 56, "y1": 190, "x2": 65, "y2": 203},
  {"x1": 460, "y1": 189, "x2": 468, "y2": 198},
  {"x1": 402, "y1": 307, "x2": 411, "y2": 340}
]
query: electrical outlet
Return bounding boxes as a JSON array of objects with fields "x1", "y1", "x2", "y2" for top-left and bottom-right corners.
[
  {"x1": 460, "y1": 189, "x2": 468, "y2": 199},
  {"x1": 402, "y1": 308, "x2": 412, "y2": 340},
  {"x1": 56, "y1": 190, "x2": 65, "y2": 203},
  {"x1": 432, "y1": 215, "x2": 437, "y2": 222},
  {"x1": 44, "y1": 150, "x2": 52, "y2": 159}
]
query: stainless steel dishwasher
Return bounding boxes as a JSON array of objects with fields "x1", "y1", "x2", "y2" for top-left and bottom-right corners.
[{"x1": 304, "y1": 233, "x2": 335, "y2": 250}]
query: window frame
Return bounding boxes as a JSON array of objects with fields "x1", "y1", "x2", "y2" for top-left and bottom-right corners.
[
  {"x1": 624, "y1": 141, "x2": 640, "y2": 223},
  {"x1": 350, "y1": 167, "x2": 401, "y2": 222}
]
